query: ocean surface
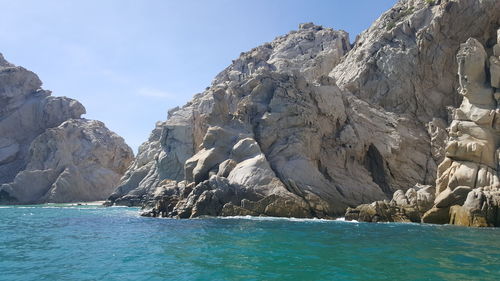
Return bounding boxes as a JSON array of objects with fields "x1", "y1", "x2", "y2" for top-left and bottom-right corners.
[{"x1": 0, "y1": 204, "x2": 499, "y2": 281}]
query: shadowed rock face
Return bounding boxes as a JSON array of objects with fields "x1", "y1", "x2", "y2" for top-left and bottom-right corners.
[
  {"x1": 109, "y1": 0, "x2": 500, "y2": 220},
  {"x1": 0, "y1": 54, "x2": 134, "y2": 204},
  {"x1": 348, "y1": 30, "x2": 500, "y2": 227}
]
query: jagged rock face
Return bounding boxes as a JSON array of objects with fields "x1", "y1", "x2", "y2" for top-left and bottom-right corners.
[
  {"x1": 0, "y1": 54, "x2": 134, "y2": 204},
  {"x1": 332, "y1": 0, "x2": 500, "y2": 190},
  {"x1": 421, "y1": 35, "x2": 500, "y2": 227},
  {"x1": 110, "y1": 0, "x2": 500, "y2": 219},
  {"x1": 214, "y1": 22, "x2": 350, "y2": 84},
  {"x1": 332, "y1": 0, "x2": 499, "y2": 121}
]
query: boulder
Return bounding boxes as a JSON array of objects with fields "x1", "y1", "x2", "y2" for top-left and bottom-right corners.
[
  {"x1": 421, "y1": 207, "x2": 451, "y2": 225},
  {"x1": 434, "y1": 186, "x2": 472, "y2": 208},
  {"x1": 422, "y1": 34, "x2": 500, "y2": 226},
  {"x1": 345, "y1": 184, "x2": 434, "y2": 223}
]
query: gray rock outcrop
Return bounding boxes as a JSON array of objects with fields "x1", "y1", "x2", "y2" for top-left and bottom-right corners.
[
  {"x1": 109, "y1": 0, "x2": 500, "y2": 220},
  {"x1": 348, "y1": 29, "x2": 500, "y2": 227},
  {"x1": 0, "y1": 54, "x2": 134, "y2": 204}
]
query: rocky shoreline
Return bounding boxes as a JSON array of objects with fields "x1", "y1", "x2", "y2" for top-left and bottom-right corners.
[
  {"x1": 1, "y1": 0, "x2": 499, "y2": 227},
  {"x1": 105, "y1": 0, "x2": 500, "y2": 227}
]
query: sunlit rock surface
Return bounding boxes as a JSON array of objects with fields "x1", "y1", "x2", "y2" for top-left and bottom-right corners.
[{"x1": 109, "y1": 0, "x2": 500, "y2": 221}]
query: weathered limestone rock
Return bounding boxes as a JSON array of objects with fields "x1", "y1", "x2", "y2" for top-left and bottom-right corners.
[
  {"x1": 142, "y1": 176, "x2": 312, "y2": 219},
  {"x1": 214, "y1": 23, "x2": 350, "y2": 84},
  {"x1": 0, "y1": 54, "x2": 134, "y2": 204},
  {"x1": 421, "y1": 35, "x2": 500, "y2": 226}
]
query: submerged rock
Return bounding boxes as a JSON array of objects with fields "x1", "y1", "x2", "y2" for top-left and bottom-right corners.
[{"x1": 0, "y1": 54, "x2": 134, "y2": 204}]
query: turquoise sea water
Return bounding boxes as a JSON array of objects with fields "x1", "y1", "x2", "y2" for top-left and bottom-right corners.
[{"x1": 0, "y1": 205, "x2": 499, "y2": 281}]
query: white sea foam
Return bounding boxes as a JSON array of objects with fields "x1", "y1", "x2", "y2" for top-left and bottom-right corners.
[
  {"x1": 46, "y1": 201, "x2": 105, "y2": 207},
  {"x1": 216, "y1": 215, "x2": 356, "y2": 223},
  {"x1": 208, "y1": 215, "x2": 364, "y2": 224},
  {"x1": 334, "y1": 217, "x2": 359, "y2": 223}
]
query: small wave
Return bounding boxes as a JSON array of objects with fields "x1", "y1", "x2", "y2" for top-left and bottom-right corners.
[
  {"x1": 0, "y1": 205, "x2": 105, "y2": 210},
  {"x1": 334, "y1": 217, "x2": 359, "y2": 223},
  {"x1": 46, "y1": 206, "x2": 104, "y2": 210},
  {"x1": 213, "y1": 215, "x2": 363, "y2": 224},
  {"x1": 217, "y1": 215, "x2": 335, "y2": 223},
  {"x1": 46, "y1": 201, "x2": 105, "y2": 207}
]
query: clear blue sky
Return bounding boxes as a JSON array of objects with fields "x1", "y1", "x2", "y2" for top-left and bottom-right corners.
[{"x1": 0, "y1": 0, "x2": 397, "y2": 153}]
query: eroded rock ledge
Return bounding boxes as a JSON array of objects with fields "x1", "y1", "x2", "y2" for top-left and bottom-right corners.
[{"x1": 347, "y1": 30, "x2": 500, "y2": 227}]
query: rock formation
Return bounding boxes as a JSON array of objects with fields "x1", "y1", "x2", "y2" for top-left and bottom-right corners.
[
  {"x1": 108, "y1": 0, "x2": 500, "y2": 221},
  {"x1": 108, "y1": 23, "x2": 358, "y2": 218},
  {"x1": 347, "y1": 30, "x2": 500, "y2": 227},
  {"x1": 0, "y1": 54, "x2": 134, "y2": 204},
  {"x1": 421, "y1": 34, "x2": 500, "y2": 227}
]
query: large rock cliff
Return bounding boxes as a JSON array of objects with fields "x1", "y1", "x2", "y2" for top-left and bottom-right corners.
[
  {"x1": 108, "y1": 0, "x2": 500, "y2": 220},
  {"x1": 421, "y1": 34, "x2": 500, "y2": 227},
  {"x1": 346, "y1": 32, "x2": 500, "y2": 227},
  {"x1": 0, "y1": 54, "x2": 134, "y2": 204}
]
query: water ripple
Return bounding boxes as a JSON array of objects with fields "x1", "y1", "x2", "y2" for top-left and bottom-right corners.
[{"x1": 0, "y1": 205, "x2": 499, "y2": 280}]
